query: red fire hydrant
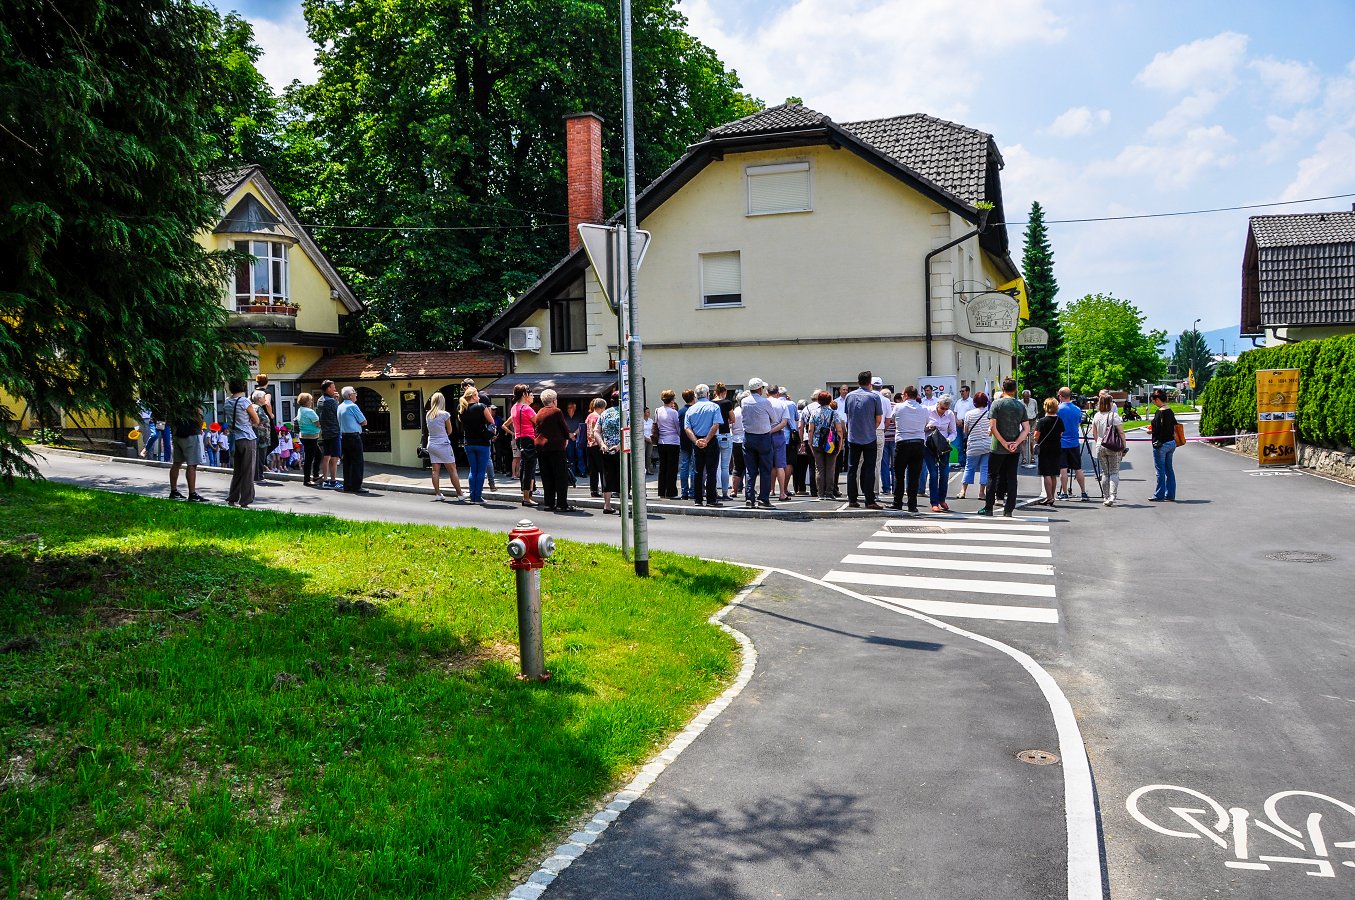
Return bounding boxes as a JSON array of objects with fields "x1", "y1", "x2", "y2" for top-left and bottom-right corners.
[{"x1": 507, "y1": 519, "x2": 554, "y2": 681}]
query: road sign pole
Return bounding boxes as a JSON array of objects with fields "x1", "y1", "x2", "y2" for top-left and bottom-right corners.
[{"x1": 620, "y1": 0, "x2": 649, "y2": 577}]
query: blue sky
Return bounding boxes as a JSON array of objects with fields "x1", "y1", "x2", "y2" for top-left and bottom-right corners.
[{"x1": 226, "y1": 0, "x2": 1355, "y2": 347}]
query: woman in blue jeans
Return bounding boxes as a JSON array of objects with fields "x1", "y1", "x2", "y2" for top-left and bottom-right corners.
[
  {"x1": 460, "y1": 388, "x2": 496, "y2": 503},
  {"x1": 1148, "y1": 389, "x2": 1178, "y2": 501}
]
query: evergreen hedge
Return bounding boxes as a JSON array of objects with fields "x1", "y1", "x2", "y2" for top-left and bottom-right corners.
[{"x1": 1198, "y1": 333, "x2": 1355, "y2": 449}]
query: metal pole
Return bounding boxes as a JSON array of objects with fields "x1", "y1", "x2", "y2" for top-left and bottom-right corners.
[
  {"x1": 515, "y1": 568, "x2": 545, "y2": 680},
  {"x1": 610, "y1": 226, "x2": 630, "y2": 560},
  {"x1": 620, "y1": 0, "x2": 649, "y2": 576}
]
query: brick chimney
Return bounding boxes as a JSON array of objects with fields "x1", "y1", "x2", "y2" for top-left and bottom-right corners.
[{"x1": 564, "y1": 112, "x2": 604, "y2": 251}]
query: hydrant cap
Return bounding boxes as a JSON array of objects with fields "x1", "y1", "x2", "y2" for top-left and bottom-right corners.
[
  {"x1": 507, "y1": 538, "x2": 528, "y2": 560},
  {"x1": 538, "y1": 535, "x2": 555, "y2": 559}
]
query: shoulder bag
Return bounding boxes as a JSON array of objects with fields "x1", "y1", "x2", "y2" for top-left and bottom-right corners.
[
  {"x1": 1173, "y1": 422, "x2": 1187, "y2": 447},
  {"x1": 1102, "y1": 415, "x2": 1127, "y2": 454}
]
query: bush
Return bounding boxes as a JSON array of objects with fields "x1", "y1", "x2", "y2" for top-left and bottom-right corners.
[{"x1": 1198, "y1": 333, "x2": 1355, "y2": 449}]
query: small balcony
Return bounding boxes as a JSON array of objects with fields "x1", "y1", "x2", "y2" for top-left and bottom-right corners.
[{"x1": 230, "y1": 296, "x2": 299, "y2": 329}]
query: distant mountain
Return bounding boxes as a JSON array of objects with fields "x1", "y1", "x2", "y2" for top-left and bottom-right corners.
[{"x1": 1162, "y1": 325, "x2": 1253, "y2": 358}]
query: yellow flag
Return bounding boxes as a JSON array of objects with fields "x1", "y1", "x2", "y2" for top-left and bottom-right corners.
[
  {"x1": 1188, "y1": 369, "x2": 1196, "y2": 389},
  {"x1": 997, "y1": 277, "x2": 1029, "y2": 320}
]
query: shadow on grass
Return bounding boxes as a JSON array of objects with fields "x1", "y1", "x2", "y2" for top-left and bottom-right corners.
[
  {"x1": 0, "y1": 479, "x2": 730, "y2": 899},
  {"x1": 549, "y1": 785, "x2": 874, "y2": 899}
]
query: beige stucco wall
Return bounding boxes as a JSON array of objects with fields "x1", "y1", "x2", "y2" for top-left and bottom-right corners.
[
  {"x1": 339, "y1": 376, "x2": 500, "y2": 470},
  {"x1": 1264, "y1": 324, "x2": 1355, "y2": 347},
  {"x1": 511, "y1": 145, "x2": 1013, "y2": 396}
]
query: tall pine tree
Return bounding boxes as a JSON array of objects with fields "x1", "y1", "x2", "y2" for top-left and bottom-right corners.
[{"x1": 1018, "y1": 200, "x2": 1063, "y2": 401}]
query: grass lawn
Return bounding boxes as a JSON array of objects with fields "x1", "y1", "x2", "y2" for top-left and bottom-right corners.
[{"x1": 0, "y1": 480, "x2": 748, "y2": 899}]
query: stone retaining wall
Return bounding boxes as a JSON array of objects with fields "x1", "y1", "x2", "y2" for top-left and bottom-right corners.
[{"x1": 1230, "y1": 435, "x2": 1355, "y2": 482}]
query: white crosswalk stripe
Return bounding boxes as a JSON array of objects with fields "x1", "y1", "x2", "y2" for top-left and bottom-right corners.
[
  {"x1": 825, "y1": 518, "x2": 1062, "y2": 624},
  {"x1": 858, "y1": 540, "x2": 1052, "y2": 558}
]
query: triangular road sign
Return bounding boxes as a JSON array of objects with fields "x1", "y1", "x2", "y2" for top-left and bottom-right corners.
[{"x1": 577, "y1": 224, "x2": 651, "y2": 312}]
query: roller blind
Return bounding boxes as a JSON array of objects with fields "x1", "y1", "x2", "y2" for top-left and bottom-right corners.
[
  {"x1": 747, "y1": 162, "x2": 811, "y2": 215},
  {"x1": 701, "y1": 252, "x2": 741, "y2": 306}
]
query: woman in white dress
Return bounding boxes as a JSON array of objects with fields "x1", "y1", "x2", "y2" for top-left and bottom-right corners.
[{"x1": 425, "y1": 392, "x2": 464, "y2": 501}]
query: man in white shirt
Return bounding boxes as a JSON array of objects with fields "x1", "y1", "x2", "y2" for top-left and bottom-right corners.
[
  {"x1": 953, "y1": 384, "x2": 976, "y2": 447},
  {"x1": 921, "y1": 384, "x2": 938, "y2": 410},
  {"x1": 891, "y1": 385, "x2": 929, "y2": 512},
  {"x1": 1021, "y1": 390, "x2": 1039, "y2": 466},
  {"x1": 740, "y1": 378, "x2": 785, "y2": 509}
]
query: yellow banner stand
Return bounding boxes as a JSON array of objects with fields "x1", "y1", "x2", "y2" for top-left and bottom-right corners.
[{"x1": 1256, "y1": 369, "x2": 1299, "y2": 466}]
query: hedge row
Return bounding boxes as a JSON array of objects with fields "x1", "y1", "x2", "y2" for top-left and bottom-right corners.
[{"x1": 1198, "y1": 333, "x2": 1355, "y2": 449}]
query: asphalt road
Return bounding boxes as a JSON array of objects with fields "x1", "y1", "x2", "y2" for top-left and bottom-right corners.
[
  {"x1": 27, "y1": 441, "x2": 1355, "y2": 898},
  {"x1": 966, "y1": 432, "x2": 1355, "y2": 899}
]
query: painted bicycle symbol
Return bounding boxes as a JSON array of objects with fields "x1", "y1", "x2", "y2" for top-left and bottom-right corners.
[{"x1": 1128, "y1": 785, "x2": 1355, "y2": 878}]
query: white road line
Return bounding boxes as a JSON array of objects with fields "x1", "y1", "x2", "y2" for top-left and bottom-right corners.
[
  {"x1": 867, "y1": 531, "x2": 1050, "y2": 544},
  {"x1": 860, "y1": 539, "x2": 1052, "y2": 558},
  {"x1": 884, "y1": 520, "x2": 1050, "y2": 533},
  {"x1": 841, "y1": 553, "x2": 1054, "y2": 577},
  {"x1": 871, "y1": 595, "x2": 1060, "y2": 624},
  {"x1": 824, "y1": 569, "x2": 1057, "y2": 598},
  {"x1": 735, "y1": 566, "x2": 1101, "y2": 900}
]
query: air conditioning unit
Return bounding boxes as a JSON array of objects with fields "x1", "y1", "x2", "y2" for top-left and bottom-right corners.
[{"x1": 508, "y1": 326, "x2": 542, "y2": 352}]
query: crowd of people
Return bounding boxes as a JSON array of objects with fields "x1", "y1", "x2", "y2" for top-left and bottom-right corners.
[{"x1": 148, "y1": 370, "x2": 1185, "y2": 514}]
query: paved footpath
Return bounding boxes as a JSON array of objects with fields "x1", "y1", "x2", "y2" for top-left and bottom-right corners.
[{"x1": 539, "y1": 572, "x2": 1075, "y2": 899}]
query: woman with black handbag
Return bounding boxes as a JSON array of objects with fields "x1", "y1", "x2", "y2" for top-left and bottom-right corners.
[
  {"x1": 1033, "y1": 397, "x2": 1065, "y2": 508},
  {"x1": 1092, "y1": 393, "x2": 1126, "y2": 506}
]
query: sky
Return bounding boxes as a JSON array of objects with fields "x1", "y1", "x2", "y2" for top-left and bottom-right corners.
[{"x1": 226, "y1": 0, "x2": 1355, "y2": 349}]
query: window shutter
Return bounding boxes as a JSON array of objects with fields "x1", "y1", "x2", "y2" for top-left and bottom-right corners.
[
  {"x1": 747, "y1": 163, "x2": 811, "y2": 215},
  {"x1": 701, "y1": 252, "x2": 741, "y2": 305}
]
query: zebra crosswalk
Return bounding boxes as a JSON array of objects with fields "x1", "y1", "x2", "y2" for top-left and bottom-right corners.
[{"x1": 823, "y1": 516, "x2": 1061, "y2": 624}]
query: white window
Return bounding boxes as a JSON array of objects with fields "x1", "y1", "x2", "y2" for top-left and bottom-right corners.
[
  {"x1": 746, "y1": 162, "x2": 811, "y2": 216},
  {"x1": 233, "y1": 240, "x2": 289, "y2": 310},
  {"x1": 700, "y1": 252, "x2": 742, "y2": 307}
]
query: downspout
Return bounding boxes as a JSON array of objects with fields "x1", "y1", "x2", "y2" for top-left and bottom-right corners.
[{"x1": 923, "y1": 207, "x2": 991, "y2": 376}]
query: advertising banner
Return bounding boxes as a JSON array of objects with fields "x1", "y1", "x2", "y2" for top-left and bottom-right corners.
[
  {"x1": 916, "y1": 374, "x2": 959, "y2": 405},
  {"x1": 1256, "y1": 368, "x2": 1299, "y2": 466}
]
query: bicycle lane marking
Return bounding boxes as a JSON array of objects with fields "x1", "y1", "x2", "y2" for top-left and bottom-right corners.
[
  {"x1": 725, "y1": 563, "x2": 1103, "y2": 900},
  {"x1": 1126, "y1": 784, "x2": 1355, "y2": 880}
]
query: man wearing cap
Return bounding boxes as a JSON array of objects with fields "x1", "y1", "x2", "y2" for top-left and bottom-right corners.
[
  {"x1": 684, "y1": 384, "x2": 723, "y2": 507},
  {"x1": 740, "y1": 378, "x2": 784, "y2": 509},
  {"x1": 316, "y1": 379, "x2": 343, "y2": 488},
  {"x1": 844, "y1": 370, "x2": 885, "y2": 509}
]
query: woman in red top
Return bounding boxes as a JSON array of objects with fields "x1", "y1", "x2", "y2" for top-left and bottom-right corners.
[
  {"x1": 534, "y1": 389, "x2": 575, "y2": 512},
  {"x1": 509, "y1": 384, "x2": 538, "y2": 506}
]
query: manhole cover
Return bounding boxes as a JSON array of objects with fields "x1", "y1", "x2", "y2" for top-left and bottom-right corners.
[
  {"x1": 1265, "y1": 551, "x2": 1333, "y2": 563},
  {"x1": 891, "y1": 525, "x2": 946, "y2": 534},
  {"x1": 1017, "y1": 749, "x2": 1059, "y2": 766}
]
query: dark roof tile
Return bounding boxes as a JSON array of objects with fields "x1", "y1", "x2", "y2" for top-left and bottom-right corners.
[
  {"x1": 707, "y1": 103, "x2": 831, "y2": 137},
  {"x1": 1251, "y1": 211, "x2": 1355, "y2": 247},
  {"x1": 841, "y1": 114, "x2": 992, "y2": 207}
]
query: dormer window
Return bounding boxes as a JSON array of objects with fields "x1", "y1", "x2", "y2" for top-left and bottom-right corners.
[{"x1": 234, "y1": 240, "x2": 289, "y2": 309}]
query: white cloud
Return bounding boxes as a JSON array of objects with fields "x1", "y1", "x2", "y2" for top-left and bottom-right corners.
[
  {"x1": 1136, "y1": 32, "x2": 1249, "y2": 93},
  {"x1": 1044, "y1": 106, "x2": 1110, "y2": 137},
  {"x1": 1248, "y1": 57, "x2": 1321, "y2": 106},
  {"x1": 249, "y1": 11, "x2": 318, "y2": 91},
  {"x1": 683, "y1": 0, "x2": 1065, "y2": 122},
  {"x1": 1280, "y1": 130, "x2": 1355, "y2": 201},
  {"x1": 1145, "y1": 90, "x2": 1222, "y2": 138},
  {"x1": 1093, "y1": 125, "x2": 1236, "y2": 189}
]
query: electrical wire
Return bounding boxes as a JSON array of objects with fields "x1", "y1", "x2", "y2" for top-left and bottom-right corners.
[{"x1": 993, "y1": 191, "x2": 1355, "y2": 227}]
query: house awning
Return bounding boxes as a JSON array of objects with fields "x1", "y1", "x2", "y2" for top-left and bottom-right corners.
[{"x1": 478, "y1": 371, "x2": 620, "y2": 399}]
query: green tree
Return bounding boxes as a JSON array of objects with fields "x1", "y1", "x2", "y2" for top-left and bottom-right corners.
[
  {"x1": 0, "y1": 0, "x2": 252, "y2": 481},
  {"x1": 1171, "y1": 329, "x2": 1216, "y2": 392},
  {"x1": 1215, "y1": 358, "x2": 1237, "y2": 378},
  {"x1": 1059, "y1": 293, "x2": 1167, "y2": 395},
  {"x1": 293, "y1": 0, "x2": 761, "y2": 350},
  {"x1": 1017, "y1": 201, "x2": 1063, "y2": 399},
  {"x1": 199, "y1": 11, "x2": 281, "y2": 169}
]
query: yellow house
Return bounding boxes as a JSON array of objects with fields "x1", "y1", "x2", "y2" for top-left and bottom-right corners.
[
  {"x1": 202, "y1": 165, "x2": 362, "y2": 426},
  {"x1": 477, "y1": 105, "x2": 1022, "y2": 400},
  {"x1": 2, "y1": 166, "x2": 361, "y2": 440}
]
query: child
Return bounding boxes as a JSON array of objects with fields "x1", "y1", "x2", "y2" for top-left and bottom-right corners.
[{"x1": 274, "y1": 428, "x2": 294, "y2": 473}]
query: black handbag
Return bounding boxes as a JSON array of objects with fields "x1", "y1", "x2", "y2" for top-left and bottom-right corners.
[{"x1": 925, "y1": 427, "x2": 951, "y2": 459}]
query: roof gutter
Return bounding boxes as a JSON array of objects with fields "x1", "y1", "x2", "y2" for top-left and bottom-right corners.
[{"x1": 923, "y1": 207, "x2": 990, "y2": 376}]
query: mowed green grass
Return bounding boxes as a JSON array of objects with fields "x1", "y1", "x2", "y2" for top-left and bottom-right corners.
[{"x1": 0, "y1": 480, "x2": 748, "y2": 898}]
